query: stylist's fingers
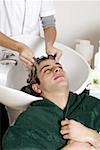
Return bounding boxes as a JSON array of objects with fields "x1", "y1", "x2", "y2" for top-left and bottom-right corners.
[
  {"x1": 20, "y1": 54, "x2": 35, "y2": 64},
  {"x1": 46, "y1": 47, "x2": 62, "y2": 61},
  {"x1": 19, "y1": 56, "x2": 33, "y2": 67},
  {"x1": 55, "y1": 49, "x2": 62, "y2": 61},
  {"x1": 19, "y1": 45, "x2": 35, "y2": 65}
]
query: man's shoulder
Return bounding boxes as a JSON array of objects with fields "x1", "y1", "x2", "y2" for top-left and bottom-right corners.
[
  {"x1": 13, "y1": 99, "x2": 54, "y2": 125},
  {"x1": 72, "y1": 90, "x2": 99, "y2": 101},
  {"x1": 69, "y1": 91, "x2": 100, "y2": 107}
]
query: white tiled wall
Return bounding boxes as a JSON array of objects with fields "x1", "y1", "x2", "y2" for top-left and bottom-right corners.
[{"x1": 54, "y1": 1, "x2": 100, "y2": 53}]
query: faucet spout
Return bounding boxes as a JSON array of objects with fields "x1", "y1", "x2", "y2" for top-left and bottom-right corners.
[
  {"x1": 0, "y1": 49, "x2": 18, "y2": 65},
  {"x1": 0, "y1": 58, "x2": 18, "y2": 66}
]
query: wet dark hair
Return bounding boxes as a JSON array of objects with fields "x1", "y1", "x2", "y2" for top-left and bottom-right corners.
[{"x1": 21, "y1": 55, "x2": 56, "y2": 97}]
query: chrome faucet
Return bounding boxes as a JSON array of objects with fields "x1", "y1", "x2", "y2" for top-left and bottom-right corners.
[{"x1": 0, "y1": 49, "x2": 18, "y2": 65}]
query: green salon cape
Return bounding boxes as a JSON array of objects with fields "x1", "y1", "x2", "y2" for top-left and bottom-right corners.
[{"x1": 3, "y1": 92, "x2": 100, "y2": 150}]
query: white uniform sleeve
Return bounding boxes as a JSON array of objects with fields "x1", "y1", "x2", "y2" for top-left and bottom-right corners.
[{"x1": 40, "y1": 0, "x2": 55, "y2": 17}]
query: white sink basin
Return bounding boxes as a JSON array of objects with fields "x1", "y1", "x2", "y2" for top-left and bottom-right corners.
[{"x1": 0, "y1": 35, "x2": 90, "y2": 109}]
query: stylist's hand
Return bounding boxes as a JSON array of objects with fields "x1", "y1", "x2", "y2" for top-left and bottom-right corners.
[
  {"x1": 18, "y1": 43, "x2": 34, "y2": 67},
  {"x1": 46, "y1": 46, "x2": 62, "y2": 61}
]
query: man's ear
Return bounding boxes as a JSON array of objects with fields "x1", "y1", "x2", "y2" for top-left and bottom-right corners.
[{"x1": 32, "y1": 84, "x2": 41, "y2": 94}]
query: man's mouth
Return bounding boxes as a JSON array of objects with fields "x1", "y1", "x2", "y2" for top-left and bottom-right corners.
[{"x1": 53, "y1": 75, "x2": 64, "y2": 80}]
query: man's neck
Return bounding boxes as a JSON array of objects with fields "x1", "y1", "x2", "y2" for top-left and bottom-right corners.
[{"x1": 43, "y1": 89, "x2": 69, "y2": 110}]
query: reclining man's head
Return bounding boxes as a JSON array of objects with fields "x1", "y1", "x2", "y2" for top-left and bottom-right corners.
[{"x1": 27, "y1": 55, "x2": 69, "y2": 98}]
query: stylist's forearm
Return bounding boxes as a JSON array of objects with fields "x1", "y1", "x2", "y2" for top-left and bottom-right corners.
[
  {"x1": 43, "y1": 27, "x2": 56, "y2": 50},
  {"x1": 0, "y1": 32, "x2": 23, "y2": 53}
]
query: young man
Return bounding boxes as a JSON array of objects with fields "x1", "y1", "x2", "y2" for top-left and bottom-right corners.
[{"x1": 3, "y1": 55, "x2": 100, "y2": 150}]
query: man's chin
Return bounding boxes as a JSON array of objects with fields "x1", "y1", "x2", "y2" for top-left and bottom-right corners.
[
  {"x1": 54, "y1": 81, "x2": 68, "y2": 89},
  {"x1": 48, "y1": 83, "x2": 69, "y2": 94}
]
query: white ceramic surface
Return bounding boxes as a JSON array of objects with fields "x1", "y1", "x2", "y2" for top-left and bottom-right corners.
[{"x1": 0, "y1": 35, "x2": 91, "y2": 108}]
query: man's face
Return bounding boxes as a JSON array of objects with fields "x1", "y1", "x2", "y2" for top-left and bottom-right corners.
[{"x1": 36, "y1": 59, "x2": 69, "y2": 94}]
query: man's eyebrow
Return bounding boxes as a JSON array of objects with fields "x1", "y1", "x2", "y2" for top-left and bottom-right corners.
[
  {"x1": 40, "y1": 62, "x2": 62, "y2": 72},
  {"x1": 55, "y1": 62, "x2": 61, "y2": 66},
  {"x1": 40, "y1": 65, "x2": 50, "y2": 72}
]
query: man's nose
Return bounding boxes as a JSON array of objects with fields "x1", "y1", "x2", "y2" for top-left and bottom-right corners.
[{"x1": 54, "y1": 67, "x2": 61, "y2": 73}]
